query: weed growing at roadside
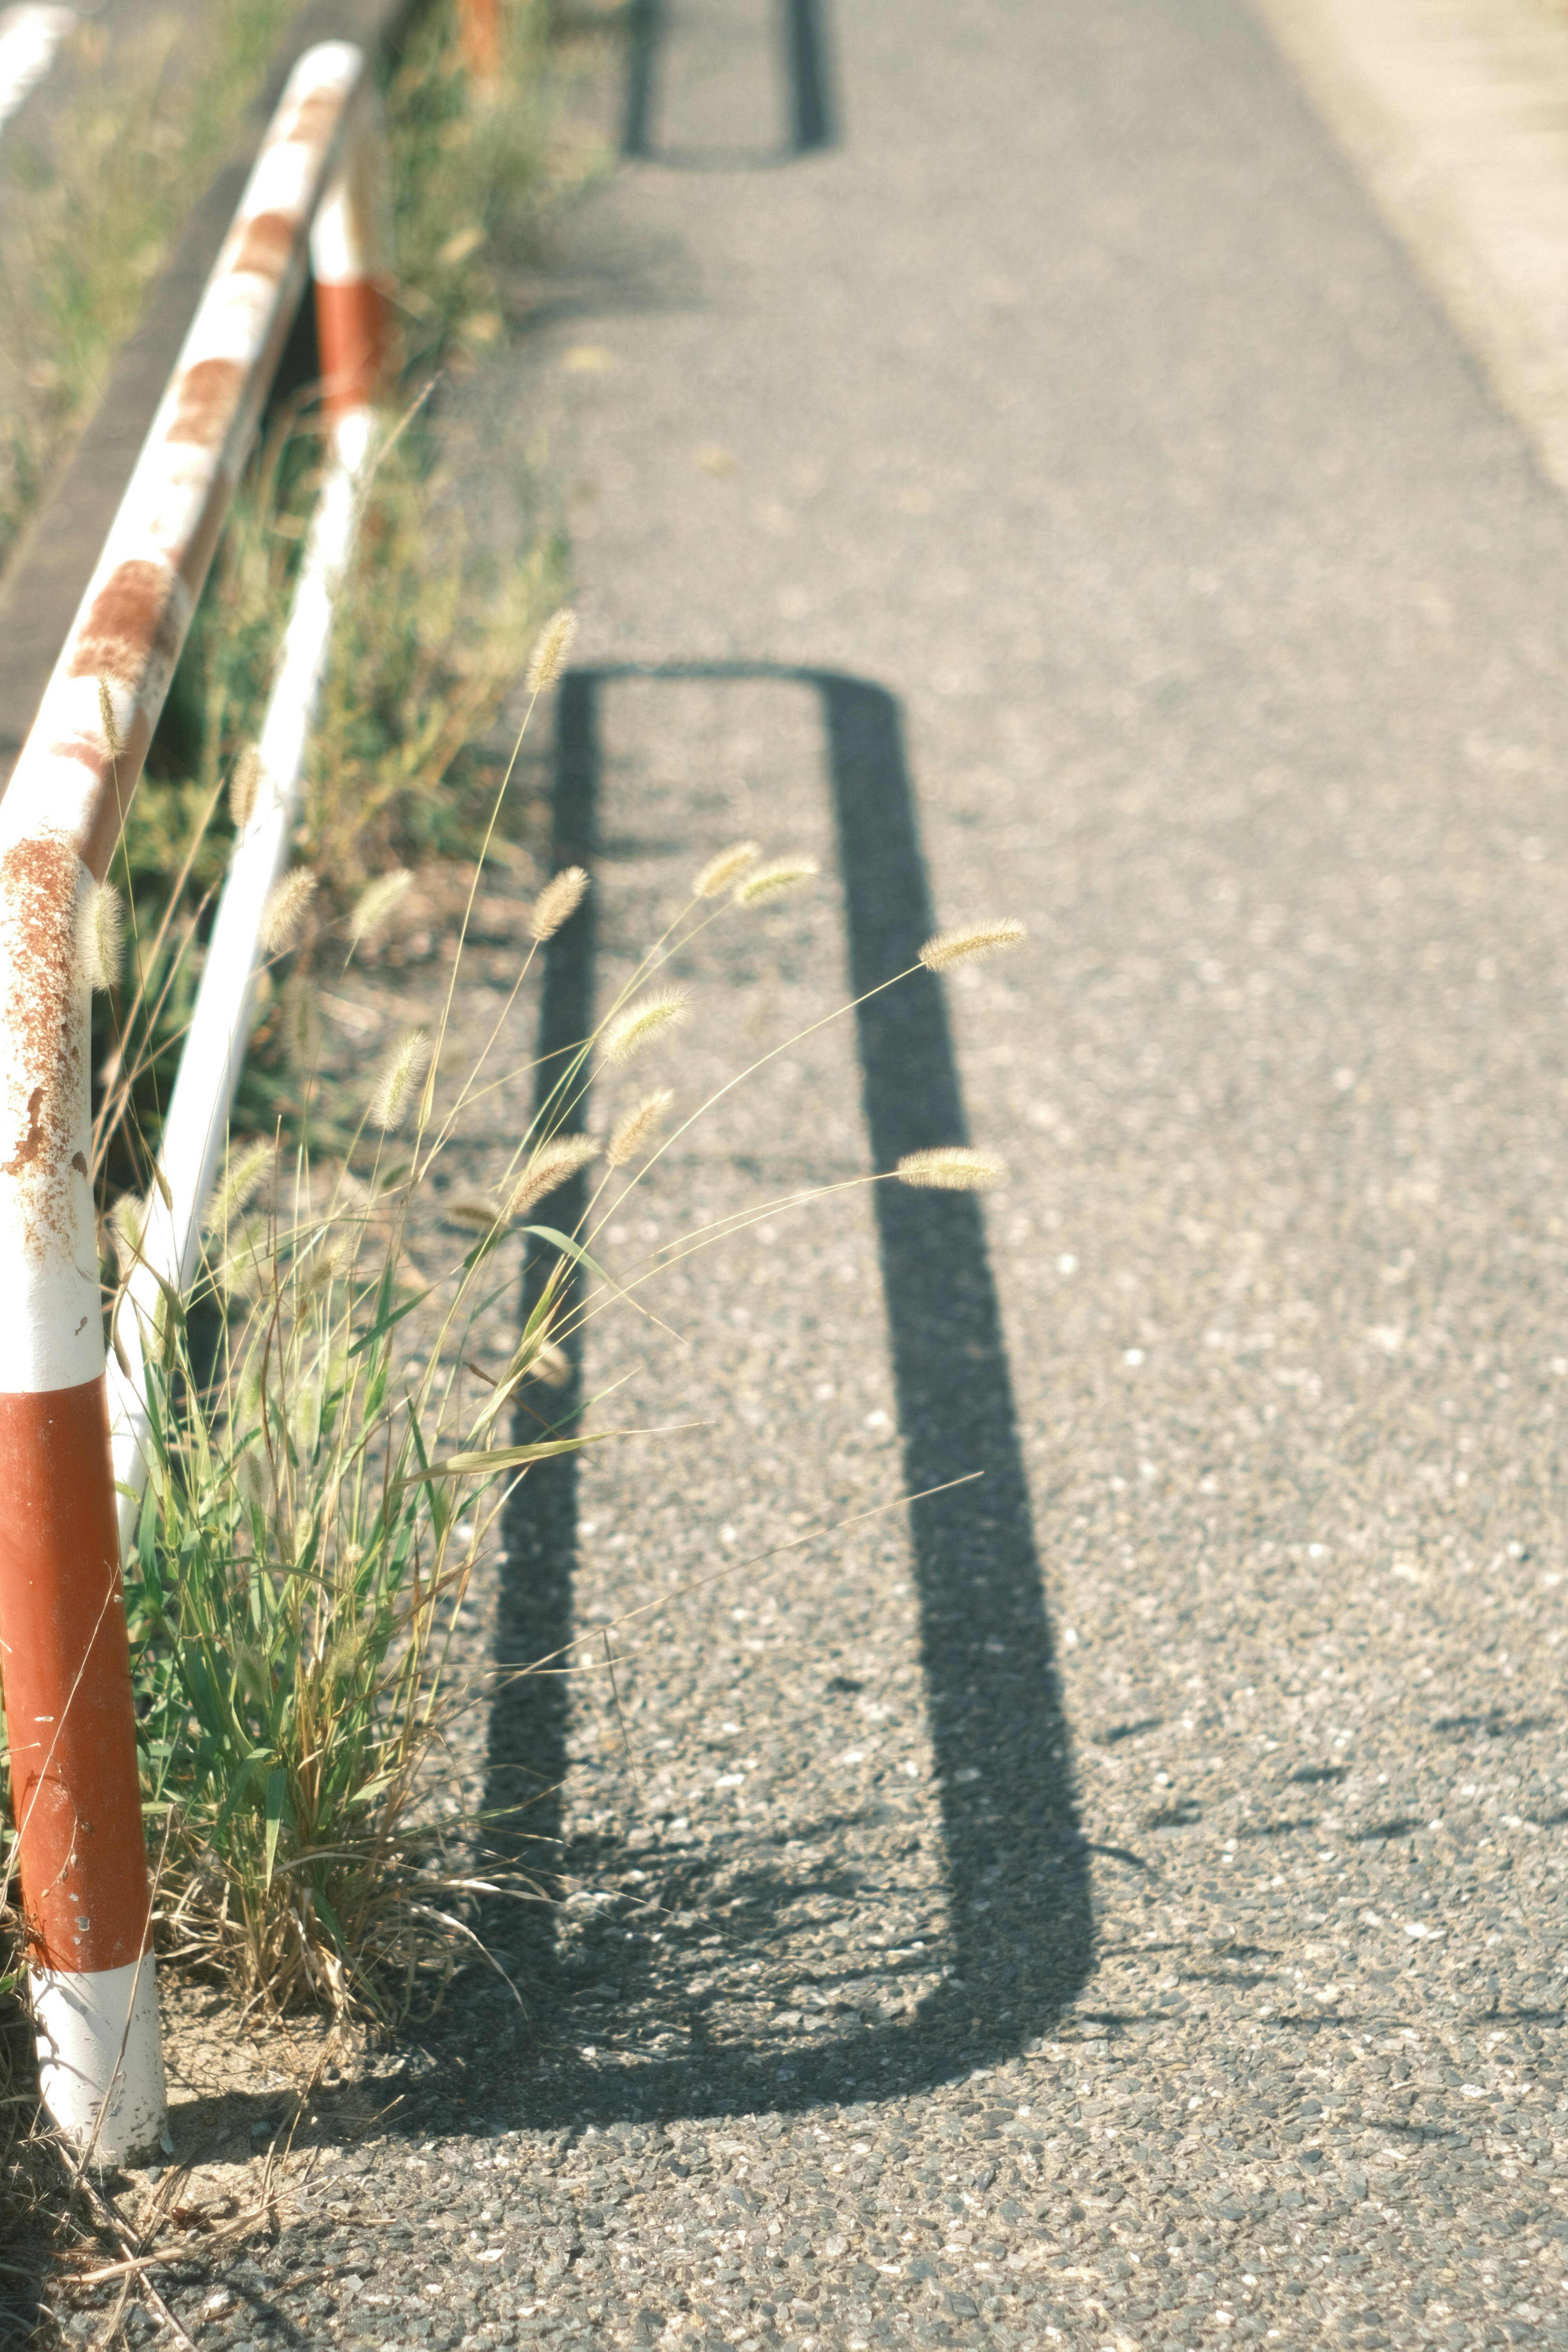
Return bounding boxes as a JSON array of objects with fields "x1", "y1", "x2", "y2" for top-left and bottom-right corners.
[{"x1": 108, "y1": 619, "x2": 1024, "y2": 2022}]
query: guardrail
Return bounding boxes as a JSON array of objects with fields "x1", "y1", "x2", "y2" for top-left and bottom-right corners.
[{"x1": 0, "y1": 38, "x2": 391, "y2": 2165}]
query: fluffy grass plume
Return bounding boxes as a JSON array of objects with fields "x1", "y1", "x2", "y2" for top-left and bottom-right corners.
[
  {"x1": 445, "y1": 1192, "x2": 506, "y2": 1232},
  {"x1": 528, "y1": 1339, "x2": 571, "y2": 1388},
  {"x1": 263, "y1": 868, "x2": 318, "y2": 955},
  {"x1": 205, "y1": 1138, "x2": 272, "y2": 1234},
  {"x1": 528, "y1": 864, "x2": 588, "y2": 942},
  {"x1": 285, "y1": 976, "x2": 320, "y2": 1073},
  {"x1": 97, "y1": 675, "x2": 124, "y2": 760},
  {"x1": 735, "y1": 856, "x2": 818, "y2": 906},
  {"x1": 370, "y1": 1027, "x2": 431, "y2": 1132},
  {"x1": 693, "y1": 841, "x2": 760, "y2": 898},
  {"x1": 601, "y1": 986, "x2": 690, "y2": 1065},
  {"x1": 608, "y1": 1087, "x2": 673, "y2": 1168},
  {"x1": 895, "y1": 1146, "x2": 1005, "y2": 1191},
  {"x1": 525, "y1": 606, "x2": 578, "y2": 695},
  {"x1": 348, "y1": 868, "x2": 414, "y2": 949},
  {"x1": 79, "y1": 879, "x2": 124, "y2": 992},
  {"x1": 919, "y1": 917, "x2": 1027, "y2": 972},
  {"x1": 229, "y1": 745, "x2": 264, "y2": 831},
  {"x1": 109, "y1": 1189, "x2": 147, "y2": 1272},
  {"x1": 504, "y1": 1132, "x2": 597, "y2": 1217}
]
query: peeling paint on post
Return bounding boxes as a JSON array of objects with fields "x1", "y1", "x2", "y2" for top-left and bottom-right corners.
[{"x1": 0, "y1": 40, "x2": 372, "y2": 2166}]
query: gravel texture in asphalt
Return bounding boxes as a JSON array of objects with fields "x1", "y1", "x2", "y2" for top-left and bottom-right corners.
[{"x1": 40, "y1": 0, "x2": 1568, "y2": 2345}]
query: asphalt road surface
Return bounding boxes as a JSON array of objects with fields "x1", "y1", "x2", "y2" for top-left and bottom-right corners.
[{"x1": 47, "y1": 0, "x2": 1568, "y2": 2345}]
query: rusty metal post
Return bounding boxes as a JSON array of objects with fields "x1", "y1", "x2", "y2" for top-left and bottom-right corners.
[
  {"x1": 0, "y1": 40, "x2": 368, "y2": 2165},
  {"x1": 312, "y1": 79, "x2": 394, "y2": 419}
]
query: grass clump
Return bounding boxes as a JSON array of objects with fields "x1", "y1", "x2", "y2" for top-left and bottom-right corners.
[
  {"x1": 112, "y1": 630, "x2": 1022, "y2": 2020},
  {"x1": 0, "y1": 0, "x2": 588, "y2": 2156}
]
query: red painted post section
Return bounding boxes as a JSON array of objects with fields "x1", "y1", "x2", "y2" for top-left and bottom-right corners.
[
  {"x1": 462, "y1": 0, "x2": 503, "y2": 80},
  {"x1": 0, "y1": 1382, "x2": 149, "y2": 1972},
  {"x1": 0, "y1": 42, "x2": 369, "y2": 2165},
  {"x1": 312, "y1": 89, "x2": 393, "y2": 418}
]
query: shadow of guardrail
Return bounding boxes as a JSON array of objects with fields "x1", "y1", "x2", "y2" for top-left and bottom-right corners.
[
  {"x1": 623, "y1": 0, "x2": 834, "y2": 166},
  {"x1": 479, "y1": 664, "x2": 1093, "y2": 2123}
]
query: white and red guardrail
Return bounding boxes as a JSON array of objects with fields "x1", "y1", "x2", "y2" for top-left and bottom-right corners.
[{"x1": 0, "y1": 38, "x2": 391, "y2": 2165}]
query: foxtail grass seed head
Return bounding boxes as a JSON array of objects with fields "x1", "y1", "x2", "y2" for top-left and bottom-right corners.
[
  {"x1": 446, "y1": 1193, "x2": 505, "y2": 1231},
  {"x1": 236, "y1": 1441, "x2": 272, "y2": 1518},
  {"x1": 918, "y1": 916, "x2": 1027, "y2": 973},
  {"x1": 96, "y1": 677, "x2": 123, "y2": 760},
  {"x1": 504, "y1": 1133, "x2": 598, "y2": 1218},
  {"x1": 693, "y1": 840, "x2": 760, "y2": 898},
  {"x1": 79, "y1": 880, "x2": 124, "y2": 992},
  {"x1": 734, "y1": 856, "x2": 818, "y2": 906},
  {"x1": 296, "y1": 1242, "x2": 343, "y2": 1298},
  {"x1": 528, "y1": 864, "x2": 588, "y2": 942},
  {"x1": 601, "y1": 985, "x2": 690, "y2": 1065},
  {"x1": 608, "y1": 1087, "x2": 673, "y2": 1167},
  {"x1": 109, "y1": 1190, "x2": 147, "y2": 1271},
  {"x1": 370, "y1": 1027, "x2": 430, "y2": 1131},
  {"x1": 525, "y1": 606, "x2": 578, "y2": 695},
  {"x1": 895, "y1": 1146, "x2": 1005, "y2": 1192},
  {"x1": 348, "y1": 868, "x2": 414, "y2": 947},
  {"x1": 230, "y1": 745, "x2": 264, "y2": 831},
  {"x1": 286, "y1": 978, "x2": 320, "y2": 1072},
  {"x1": 205, "y1": 1138, "x2": 272, "y2": 1234},
  {"x1": 263, "y1": 868, "x2": 318, "y2": 955}
]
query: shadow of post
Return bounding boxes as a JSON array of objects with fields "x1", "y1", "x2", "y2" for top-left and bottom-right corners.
[
  {"x1": 816, "y1": 672, "x2": 1094, "y2": 2053},
  {"x1": 483, "y1": 675, "x2": 598, "y2": 1968},
  {"x1": 623, "y1": 0, "x2": 835, "y2": 166},
  {"x1": 478, "y1": 665, "x2": 1092, "y2": 2123}
]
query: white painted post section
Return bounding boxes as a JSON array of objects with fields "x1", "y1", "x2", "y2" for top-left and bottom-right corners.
[{"x1": 0, "y1": 5, "x2": 76, "y2": 142}]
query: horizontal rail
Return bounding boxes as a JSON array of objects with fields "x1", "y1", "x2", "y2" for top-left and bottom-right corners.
[
  {"x1": 108, "y1": 410, "x2": 378, "y2": 1555},
  {"x1": 0, "y1": 39, "x2": 388, "y2": 2165}
]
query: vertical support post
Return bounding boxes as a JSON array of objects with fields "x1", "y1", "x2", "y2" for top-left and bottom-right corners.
[
  {"x1": 0, "y1": 42, "x2": 365, "y2": 2167},
  {"x1": 312, "y1": 84, "x2": 392, "y2": 422}
]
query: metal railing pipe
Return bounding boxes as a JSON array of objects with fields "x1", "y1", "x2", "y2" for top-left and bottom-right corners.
[
  {"x1": 0, "y1": 40, "x2": 369, "y2": 2164},
  {"x1": 108, "y1": 405, "x2": 380, "y2": 1554}
]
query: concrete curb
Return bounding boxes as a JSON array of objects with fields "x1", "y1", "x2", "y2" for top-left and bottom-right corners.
[{"x1": 1250, "y1": 0, "x2": 1568, "y2": 499}]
